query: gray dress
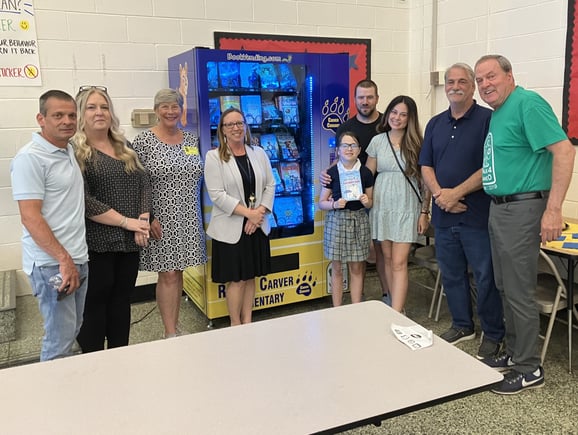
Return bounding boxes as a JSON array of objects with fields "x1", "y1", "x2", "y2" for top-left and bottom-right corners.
[{"x1": 366, "y1": 132, "x2": 421, "y2": 243}]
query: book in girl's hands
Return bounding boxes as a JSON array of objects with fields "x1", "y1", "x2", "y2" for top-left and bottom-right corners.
[
  {"x1": 220, "y1": 95, "x2": 240, "y2": 112},
  {"x1": 240, "y1": 94, "x2": 262, "y2": 125},
  {"x1": 239, "y1": 62, "x2": 261, "y2": 89},
  {"x1": 276, "y1": 134, "x2": 299, "y2": 160},
  {"x1": 277, "y1": 95, "x2": 299, "y2": 125},
  {"x1": 279, "y1": 161, "x2": 302, "y2": 192},
  {"x1": 208, "y1": 98, "x2": 221, "y2": 126},
  {"x1": 218, "y1": 62, "x2": 240, "y2": 88},
  {"x1": 339, "y1": 170, "x2": 363, "y2": 201},
  {"x1": 207, "y1": 62, "x2": 219, "y2": 89},
  {"x1": 259, "y1": 63, "x2": 280, "y2": 89},
  {"x1": 260, "y1": 133, "x2": 280, "y2": 161},
  {"x1": 271, "y1": 166, "x2": 285, "y2": 193}
]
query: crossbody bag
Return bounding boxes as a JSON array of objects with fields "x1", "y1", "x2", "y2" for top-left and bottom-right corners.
[{"x1": 386, "y1": 131, "x2": 422, "y2": 204}]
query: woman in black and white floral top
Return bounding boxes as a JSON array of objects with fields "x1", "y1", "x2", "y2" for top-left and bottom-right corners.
[{"x1": 73, "y1": 86, "x2": 151, "y2": 353}]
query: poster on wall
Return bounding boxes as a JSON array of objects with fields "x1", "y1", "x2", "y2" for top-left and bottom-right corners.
[
  {"x1": 0, "y1": 0, "x2": 41, "y2": 86},
  {"x1": 563, "y1": 0, "x2": 578, "y2": 143},
  {"x1": 214, "y1": 32, "x2": 370, "y2": 121}
]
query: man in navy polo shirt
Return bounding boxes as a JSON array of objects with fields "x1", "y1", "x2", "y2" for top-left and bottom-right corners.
[{"x1": 419, "y1": 63, "x2": 504, "y2": 359}]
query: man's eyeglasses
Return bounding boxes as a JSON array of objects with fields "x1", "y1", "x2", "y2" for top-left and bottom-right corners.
[
  {"x1": 339, "y1": 143, "x2": 360, "y2": 150},
  {"x1": 77, "y1": 85, "x2": 108, "y2": 95},
  {"x1": 223, "y1": 121, "x2": 245, "y2": 129}
]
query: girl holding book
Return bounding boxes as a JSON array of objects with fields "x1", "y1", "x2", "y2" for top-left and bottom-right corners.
[{"x1": 319, "y1": 132, "x2": 374, "y2": 306}]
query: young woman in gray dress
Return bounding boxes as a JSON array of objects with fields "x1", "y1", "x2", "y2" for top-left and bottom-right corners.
[{"x1": 366, "y1": 95, "x2": 431, "y2": 313}]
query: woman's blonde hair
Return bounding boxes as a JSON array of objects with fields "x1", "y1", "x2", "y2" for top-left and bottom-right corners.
[
  {"x1": 377, "y1": 95, "x2": 423, "y2": 180},
  {"x1": 73, "y1": 88, "x2": 143, "y2": 173},
  {"x1": 216, "y1": 108, "x2": 252, "y2": 162}
]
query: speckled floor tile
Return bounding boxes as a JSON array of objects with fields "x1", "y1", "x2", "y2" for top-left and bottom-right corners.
[{"x1": 0, "y1": 341, "x2": 9, "y2": 365}]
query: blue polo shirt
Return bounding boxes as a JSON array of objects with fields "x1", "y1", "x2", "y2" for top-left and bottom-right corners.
[
  {"x1": 11, "y1": 132, "x2": 88, "y2": 274},
  {"x1": 419, "y1": 102, "x2": 492, "y2": 229}
]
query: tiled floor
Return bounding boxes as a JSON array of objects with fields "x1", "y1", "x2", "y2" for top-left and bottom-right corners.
[{"x1": 1, "y1": 267, "x2": 577, "y2": 434}]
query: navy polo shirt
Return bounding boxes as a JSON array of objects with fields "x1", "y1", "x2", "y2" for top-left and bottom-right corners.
[{"x1": 419, "y1": 102, "x2": 492, "y2": 229}]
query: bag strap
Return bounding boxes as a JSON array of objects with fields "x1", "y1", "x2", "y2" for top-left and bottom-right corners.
[{"x1": 386, "y1": 132, "x2": 422, "y2": 204}]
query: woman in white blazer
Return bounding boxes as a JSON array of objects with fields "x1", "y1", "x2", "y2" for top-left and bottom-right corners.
[{"x1": 205, "y1": 108, "x2": 275, "y2": 326}]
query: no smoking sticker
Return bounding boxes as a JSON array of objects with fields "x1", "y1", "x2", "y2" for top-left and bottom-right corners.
[{"x1": 24, "y1": 64, "x2": 38, "y2": 79}]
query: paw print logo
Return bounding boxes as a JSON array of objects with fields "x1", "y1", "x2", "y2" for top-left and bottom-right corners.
[
  {"x1": 295, "y1": 271, "x2": 317, "y2": 297},
  {"x1": 321, "y1": 96, "x2": 346, "y2": 133}
]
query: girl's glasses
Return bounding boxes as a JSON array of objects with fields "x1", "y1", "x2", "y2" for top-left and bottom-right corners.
[{"x1": 339, "y1": 143, "x2": 360, "y2": 150}]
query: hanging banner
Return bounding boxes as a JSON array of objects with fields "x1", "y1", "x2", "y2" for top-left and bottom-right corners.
[
  {"x1": 563, "y1": 0, "x2": 578, "y2": 142},
  {"x1": 0, "y1": 0, "x2": 41, "y2": 86}
]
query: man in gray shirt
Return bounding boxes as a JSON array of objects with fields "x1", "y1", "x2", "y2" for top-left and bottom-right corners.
[{"x1": 11, "y1": 90, "x2": 89, "y2": 361}]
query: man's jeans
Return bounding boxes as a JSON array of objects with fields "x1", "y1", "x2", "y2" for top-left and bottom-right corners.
[
  {"x1": 29, "y1": 262, "x2": 89, "y2": 361},
  {"x1": 435, "y1": 225, "x2": 505, "y2": 343}
]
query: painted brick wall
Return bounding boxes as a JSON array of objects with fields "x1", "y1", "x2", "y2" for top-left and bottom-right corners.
[
  {"x1": 2, "y1": 0, "x2": 576, "y2": 293},
  {"x1": 0, "y1": 0, "x2": 410, "y2": 293}
]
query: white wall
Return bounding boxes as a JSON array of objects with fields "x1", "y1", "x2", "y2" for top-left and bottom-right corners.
[
  {"x1": 0, "y1": 0, "x2": 411, "y2": 294},
  {"x1": 2, "y1": 0, "x2": 576, "y2": 293},
  {"x1": 410, "y1": 0, "x2": 578, "y2": 217}
]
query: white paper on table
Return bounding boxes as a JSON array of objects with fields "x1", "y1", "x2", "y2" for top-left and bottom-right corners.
[{"x1": 391, "y1": 323, "x2": 433, "y2": 350}]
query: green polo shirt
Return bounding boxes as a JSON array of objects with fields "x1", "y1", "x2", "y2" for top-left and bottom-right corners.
[{"x1": 482, "y1": 86, "x2": 567, "y2": 196}]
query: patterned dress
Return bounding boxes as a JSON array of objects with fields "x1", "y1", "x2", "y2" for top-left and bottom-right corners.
[
  {"x1": 132, "y1": 130, "x2": 207, "y2": 272},
  {"x1": 366, "y1": 132, "x2": 421, "y2": 243}
]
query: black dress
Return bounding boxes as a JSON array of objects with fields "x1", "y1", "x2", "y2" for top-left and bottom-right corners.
[{"x1": 211, "y1": 154, "x2": 271, "y2": 283}]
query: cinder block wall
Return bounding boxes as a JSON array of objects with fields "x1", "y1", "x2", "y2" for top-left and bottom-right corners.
[{"x1": 1, "y1": 0, "x2": 575, "y2": 294}]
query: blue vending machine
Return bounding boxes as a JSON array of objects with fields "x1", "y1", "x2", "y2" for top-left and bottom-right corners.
[{"x1": 168, "y1": 48, "x2": 348, "y2": 320}]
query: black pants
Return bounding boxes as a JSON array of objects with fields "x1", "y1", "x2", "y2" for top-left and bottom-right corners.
[{"x1": 77, "y1": 251, "x2": 139, "y2": 353}]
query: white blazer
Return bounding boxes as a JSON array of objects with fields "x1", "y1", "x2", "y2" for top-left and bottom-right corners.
[{"x1": 205, "y1": 145, "x2": 275, "y2": 244}]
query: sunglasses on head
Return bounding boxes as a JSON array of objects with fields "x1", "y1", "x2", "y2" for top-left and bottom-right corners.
[{"x1": 77, "y1": 85, "x2": 108, "y2": 96}]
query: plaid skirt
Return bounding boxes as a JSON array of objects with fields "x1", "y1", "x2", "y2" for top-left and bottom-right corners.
[{"x1": 323, "y1": 208, "x2": 371, "y2": 262}]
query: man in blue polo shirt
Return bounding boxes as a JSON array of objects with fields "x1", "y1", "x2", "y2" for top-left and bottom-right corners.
[
  {"x1": 11, "y1": 90, "x2": 89, "y2": 361},
  {"x1": 419, "y1": 63, "x2": 505, "y2": 359}
]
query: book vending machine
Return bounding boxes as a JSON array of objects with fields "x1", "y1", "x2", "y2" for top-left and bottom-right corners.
[{"x1": 168, "y1": 48, "x2": 348, "y2": 321}]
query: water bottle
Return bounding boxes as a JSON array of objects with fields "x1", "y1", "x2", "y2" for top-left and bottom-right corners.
[
  {"x1": 49, "y1": 273, "x2": 63, "y2": 290},
  {"x1": 49, "y1": 273, "x2": 68, "y2": 301}
]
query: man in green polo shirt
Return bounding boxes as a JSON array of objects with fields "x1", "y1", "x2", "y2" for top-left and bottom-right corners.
[{"x1": 474, "y1": 54, "x2": 575, "y2": 394}]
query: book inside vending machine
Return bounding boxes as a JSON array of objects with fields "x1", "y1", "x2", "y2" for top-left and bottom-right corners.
[{"x1": 168, "y1": 47, "x2": 348, "y2": 321}]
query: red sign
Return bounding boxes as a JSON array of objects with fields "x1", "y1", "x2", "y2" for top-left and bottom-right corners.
[{"x1": 215, "y1": 32, "x2": 370, "y2": 119}]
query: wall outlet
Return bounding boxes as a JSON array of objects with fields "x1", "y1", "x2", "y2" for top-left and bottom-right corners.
[
  {"x1": 430, "y1": 71, "x2": 445, "y2": 86},
  {"x1": 131, "y1": 109, "x2": 157, "y2": 128}
]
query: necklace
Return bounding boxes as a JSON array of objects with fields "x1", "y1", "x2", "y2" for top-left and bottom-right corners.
[{"x1": 236, "y1": 154, "x2": 256, "y2": 208}]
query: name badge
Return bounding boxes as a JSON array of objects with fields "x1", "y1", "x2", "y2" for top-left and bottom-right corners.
[{"x1": 183, "y1": 146, "x2": 199, "y2": 156}]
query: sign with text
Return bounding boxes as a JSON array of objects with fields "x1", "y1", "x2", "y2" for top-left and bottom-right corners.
[
  {"x1": 0, "y1": 0, "x2": 41, "y2": 86},
  {"x1": 215, "y1": 32, "x2": 370, "y2": 119}
]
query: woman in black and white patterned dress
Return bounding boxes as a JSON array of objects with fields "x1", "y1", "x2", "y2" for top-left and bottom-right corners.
[{"x1": 132, "y1": 89, "x2": 207, "y2": 338}]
